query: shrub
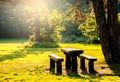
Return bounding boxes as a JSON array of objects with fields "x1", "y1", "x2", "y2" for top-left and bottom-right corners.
[{"x1": 27, "y1": 42, "x2": 59, "y2": 48}]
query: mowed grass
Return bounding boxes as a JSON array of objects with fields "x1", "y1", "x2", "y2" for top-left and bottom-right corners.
[{"x1": 0, "y1": 39, "x2": 120, "y2": 82}]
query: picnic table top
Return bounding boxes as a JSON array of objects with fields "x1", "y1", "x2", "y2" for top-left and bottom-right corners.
[{"x1": 61, "y1": 48, "x2": 84, "y2": 55}]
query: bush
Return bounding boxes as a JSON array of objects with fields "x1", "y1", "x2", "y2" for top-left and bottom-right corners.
[{"x1": 29, "y1": 42, "x2": 59, "y2": 48}]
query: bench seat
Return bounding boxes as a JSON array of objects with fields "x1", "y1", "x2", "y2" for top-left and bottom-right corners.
[
  {"x1": 49, "y1": 54, "x2": 63, "y2": 62},
  {"x1": 79, "y1": 54, "x2": 97, "y2": 73},
  {"x1": 79, "y1": 54, "x2": 97, "y2": 61}
]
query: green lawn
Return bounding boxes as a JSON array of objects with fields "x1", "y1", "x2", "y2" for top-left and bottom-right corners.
[{"x1": 0, "y1": 39, "x2": 120, "y2": 82}]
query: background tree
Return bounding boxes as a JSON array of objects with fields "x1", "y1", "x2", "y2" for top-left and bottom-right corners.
[
  {"x1": 66, "y1": 0, "x2": 99, "y2": 43},
  {"x1": 62, "y1": 21, "x2": 83, "y2": 43}
]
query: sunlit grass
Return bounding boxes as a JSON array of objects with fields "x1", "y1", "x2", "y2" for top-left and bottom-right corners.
[{"x1": 0, "y1": 39, "x2": 120, "y2": 82}]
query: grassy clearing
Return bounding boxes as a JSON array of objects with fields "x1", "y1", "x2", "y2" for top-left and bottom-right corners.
[{"x1": 0, "y1": 39, "x2": 120, "y2": 82}]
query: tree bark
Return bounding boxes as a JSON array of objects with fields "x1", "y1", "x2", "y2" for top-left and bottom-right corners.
[{"x1": 92, "y1": 0, "x2": 120, "y2": 63}]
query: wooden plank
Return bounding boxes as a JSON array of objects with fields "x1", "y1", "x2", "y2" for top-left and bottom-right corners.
[
  {"x1": 61, "y1": 48, "x2": 84, "y2": 55},
  {"x1": 79, "y1": 54, "x2": 97, "y2": 61},
  {"x1": 49, "y1": 54, "x2": 63, "y2": 62}
]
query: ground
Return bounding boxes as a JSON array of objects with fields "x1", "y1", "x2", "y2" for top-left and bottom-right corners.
[{"x1": 0, "y1": 39, "x2": 120, "y2": 82}]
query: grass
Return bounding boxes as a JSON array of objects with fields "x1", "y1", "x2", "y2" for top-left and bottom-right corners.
[{"x1": 0, "y1": 39, "x2": 120, "y2": 82}]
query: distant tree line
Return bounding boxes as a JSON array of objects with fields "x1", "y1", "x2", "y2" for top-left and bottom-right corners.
[
  {"x1": 0, "y1": 0, "x2": 86, "y2": 43},
  {"x1": 1, "y1": 0, "x2": 120, "y2": 45},
  {"x1": 0, "y1": 2, "x2": 30, "y2": 38}
]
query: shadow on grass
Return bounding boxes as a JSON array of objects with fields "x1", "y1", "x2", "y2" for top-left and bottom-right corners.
[
  {"x1": 0, "y1": 49, "x2": 26, "y2": 62},
  {"x1": 0, "y1": 47, "x2": 58, "y2": 62},
  {"x1": 79, "y1": 64, "x2": 120, "y2": 80},
  {"x1": 67, "y1": 73, "x2": 90, "y2": 80},
  {"x1": 107, "y1": 64, "x2": 120, "y2": 77},
  {"x1": 0, "y1": 38, "x2": 28, "y2": 43},
  {"x1": 65, "y1": 64, "x2": 120, "y2": 80}
]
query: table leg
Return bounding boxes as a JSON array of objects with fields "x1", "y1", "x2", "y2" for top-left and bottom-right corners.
[
  {"x1": 89, "y1": 61, "x2": 95, "y2": 73},
  {"x1": 56, "y1": 61, "x2": 62, "y2": 74},
  {"x1": 50, "y1": 59, "x2": 55, "y2": 73},
  {"x1": 80, "y1": 58, "x2": 85, "y2": 69},
  {"x1": 71, "y1": 55, "x2": 77, "y2": 73},
  {"x1": 65, "y1": 54, "x2": 71, "y2": 70}
]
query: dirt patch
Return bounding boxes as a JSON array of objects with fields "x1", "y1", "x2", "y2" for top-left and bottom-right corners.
[{"x1": 61, "y1": 63, "x2": 115, "y2": 76}]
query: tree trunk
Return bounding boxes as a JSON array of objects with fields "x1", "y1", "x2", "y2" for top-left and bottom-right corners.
[
  {"x1": 34, "y1": 19, "x2": 40, "y2": 44},
  {"x1": 107, "y1": 0, "x2": 120, "y2": 63},
  {"x1": 92, "y1": 0, "x2": 120, "y2": 63}
]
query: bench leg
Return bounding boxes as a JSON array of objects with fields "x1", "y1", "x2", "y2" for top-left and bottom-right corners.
[
  {"x1": 80, "y1": 58, "x2": 85, "y2": 69},
  {"x1": 71, "y1": 55, "x2": 77, "y2": 73},
  {"x1": 56, "y1": 61, "x2": 62, "y2": 74},
  {"x1": 50, "y1": 59, "x2": 55, "y2": 73},
  {"x1": 65, "y1": 54, "x2": 71, "y2": 70},
  {"x1": 88, "y1": 61, "x2": 95, "y2": 73}
]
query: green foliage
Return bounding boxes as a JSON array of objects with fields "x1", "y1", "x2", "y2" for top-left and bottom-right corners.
[
  {"x1": 65, "y1": 0, "x2": 99, "y2": 43},
  {"x1": 79, "y1": 15, "x2": 99, "y2": 43},
  {"x1": 62, "y1": 21, "x2": 84, "y2": 43},
  {"x1": 29, "y1": 10, "x2": 64, "y2": 46},
  {"x1": 44, "y1": 10, "x2": 64, "y2": 43},
  {"x1": 66, "y1": 0, "x2": 92, "y2": 23}
]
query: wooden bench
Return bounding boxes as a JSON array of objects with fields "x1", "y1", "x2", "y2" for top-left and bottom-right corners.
[
  {"x1": 49, "y1": 54, "x2": 64, "y2": 74},
  {"x1": 78, "y1": 54, "x2": 97, "y2": 73}
]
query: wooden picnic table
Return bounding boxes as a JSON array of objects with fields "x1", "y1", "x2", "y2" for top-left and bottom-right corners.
[{"x1": 61, "y1": 48, "x2": 84, "y2": 73}]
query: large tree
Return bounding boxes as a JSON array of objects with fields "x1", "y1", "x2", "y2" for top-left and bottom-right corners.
[
  {"x1": 66, "y1": 0, "x2": 120, "y2": 63},
  {"x1": 92, "y1": 0, "x2": 120, "y2": 63}
]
